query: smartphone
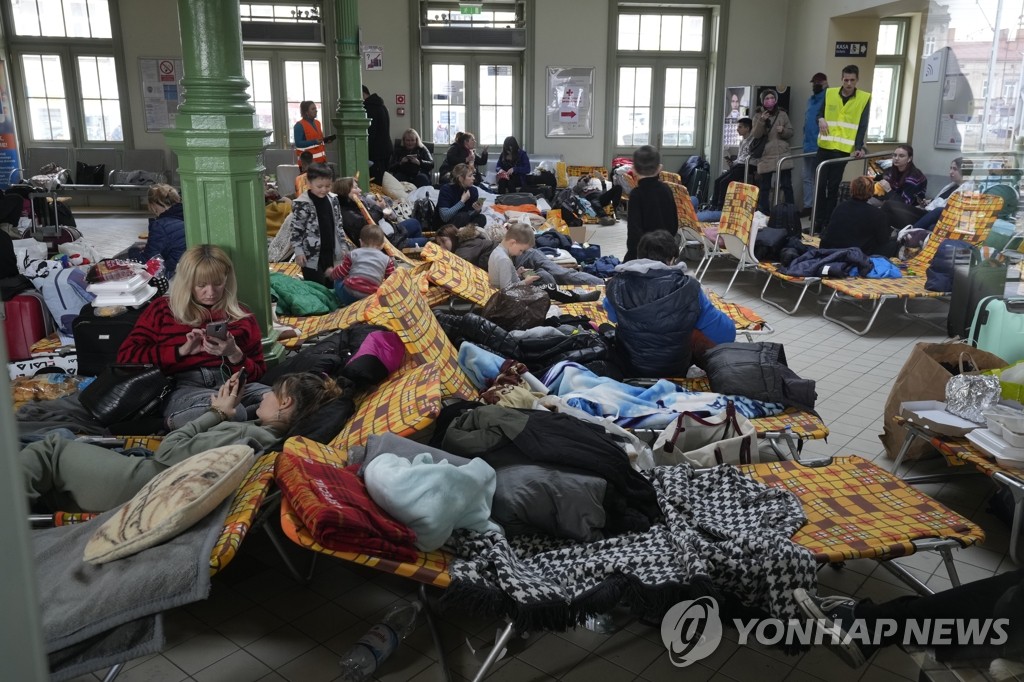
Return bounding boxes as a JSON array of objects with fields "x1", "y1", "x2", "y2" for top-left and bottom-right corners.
[
  {"x1": 206, "y1": 321, "x2": 228, "y2": 340},
  {"x1": 236, "y1": 368, "x2": 248, "y2": 391}
]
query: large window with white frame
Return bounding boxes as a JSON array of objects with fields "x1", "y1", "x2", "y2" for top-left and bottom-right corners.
[
  {"x1": 424, "y1": 55, "x2": 520, "y2": 147},
  {"x1": 612, "y1": 8, "x2": 708, "y2": 161},
  {"x1": 6, "y1": 0, "x2": 124, "y2": 146},
  {"x1": 869, "y1": 18, "x2": 910, "y2": 143}
]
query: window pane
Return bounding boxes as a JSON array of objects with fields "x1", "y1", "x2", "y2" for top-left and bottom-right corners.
[
  {"x1": 478, "y1": 64, "x2": 513, "y2": 145},
  {"x1": 877, "y1": 22, "x2": 902, "y2": 56},
  {"x1": 869, "y1": 65, "x2": 898, "y2": 140},
  {"x1": 617, "y1": 67, "x2": 651, "y2": 145},
  {"x1": 662, "y1": 68, "x2": 698, "y2": 147},
  {"x1": 430, "y1": 63, "x2": 466, "y2": 144},
  {"x1": 285, "y1": 60, "x2": 321, "y2": 126},
  {"x1": 660, "y1": 15, "x2": 682, "y2": 51},
  {"x1": 42, "y1": 55, "x2": 65, "y2": 97},
  {"x1": 244, "y1": 59, "x2": 274, "y2": 143},
  {"x1": 12, "y1": 0, "x2": 41, "y2": 36},
  {"x1": 78, "y1": 56, "x2": 101, "y2": 99},
  {"x1": 64, "y1": 0, "x2": 92, "y2": 37},
  {"x1": 22, "y1": 55, "x2": 47, "y2": 98},
  {"x1": 638, "y1": 15, "x2": 660, "y2": 49},
  {"x1": 79, "y1": 56, "x2": 121, "y2": 141},
  {"x1": 42, "y1": 2, "x2": 67, "y2": 36},
  {"x1": 617, "y1": 14, "x2": 640, "y2": 50},
  {"x1": 21, "y1": 54, "x2": 70, "y2": 141},
  {"x1": 88, "y1": 0, "x2": 112, "y2": 38},
  {"x1": 683, "y1": 15, "x2": 704, "y2": 51}
]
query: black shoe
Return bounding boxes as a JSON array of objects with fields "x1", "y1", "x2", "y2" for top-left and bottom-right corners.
[
  {"x1": 538, "y1": 284, "x2": 601, "y2": 303},
  {"x1": 793, "y1": 588, "x2": 866, "y2": 667}
]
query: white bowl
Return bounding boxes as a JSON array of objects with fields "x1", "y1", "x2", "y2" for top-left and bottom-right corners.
[{"x1": 985, "y1": 416, "x2": 1005, "y2": 437}]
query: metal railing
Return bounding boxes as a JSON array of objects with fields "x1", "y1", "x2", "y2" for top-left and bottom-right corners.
[
  {"x1": 772, "y1": 149, "x2": 814, "y2": 207},
  {"x1": 808, "y1": 150, "x2": 895, "y2": 234}
]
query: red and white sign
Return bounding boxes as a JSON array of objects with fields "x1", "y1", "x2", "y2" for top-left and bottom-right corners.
[{"x1": 395, "y1": 94, "x2": 406, "y2": 105}]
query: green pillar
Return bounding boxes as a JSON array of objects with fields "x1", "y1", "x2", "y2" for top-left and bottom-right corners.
[
  {"x1": 165, "y1": 0, "x2": 283, "y2": 362},
  {"x1": 331, "y1": 0, "x2": 371, "y2": 190}
]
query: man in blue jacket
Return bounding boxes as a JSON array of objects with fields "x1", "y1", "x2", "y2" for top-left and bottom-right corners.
[
  {"x1": 802, "y1": 72, "x2": 828, "y2": 218},
  {"x1": 603, "y1": 230, "x2": 735, "y2": 377}
]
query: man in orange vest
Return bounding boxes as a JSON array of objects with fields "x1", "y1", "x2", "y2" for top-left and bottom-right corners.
[{"x1": 293, "y1": 100, "x2": 336, "y2": 164}]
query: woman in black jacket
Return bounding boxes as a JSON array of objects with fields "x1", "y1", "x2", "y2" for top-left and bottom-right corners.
[
  {"x1": 388, "y1": 128, "x2": 433, "y2": 187},
  {"x1": 439, "y1": 131, "x2": 488, "y2": 185}
]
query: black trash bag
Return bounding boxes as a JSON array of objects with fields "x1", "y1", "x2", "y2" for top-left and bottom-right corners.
[{"x1": 480, "y1": 283, "x2": 550, "y2": 331}]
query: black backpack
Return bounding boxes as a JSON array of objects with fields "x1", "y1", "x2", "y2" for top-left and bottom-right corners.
[
  {"x1": 552, "y1": 189, "x2": 584, "y2": 227},
  {"x1": 767, "y1": 203, "x2": 802, "y2": 239},
  {"x1": 412, "y1": 197, "x2": 438, "y2": 231}
]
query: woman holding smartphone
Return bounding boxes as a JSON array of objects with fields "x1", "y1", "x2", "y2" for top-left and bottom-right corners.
[
  {"x1": 387, "y1": 128, "x2": 433, "y2": 187},
  {"x1": 23, "y1": 372, "x2": 342, "y2": 513},
  {"x1": 117, "y1": 244, "x2": 270, "y2": 429},
  {"x1": 437, "y1": 163, "x2": 488, "y2": 228}
]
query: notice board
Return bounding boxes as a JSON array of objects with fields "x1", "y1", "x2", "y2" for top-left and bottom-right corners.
[
  {"x1": 546, "y1": 67, "x2": 594, "y2": 138},
  {"x1": 139, "y1": 58, "x2": 183, "y2": 132}
]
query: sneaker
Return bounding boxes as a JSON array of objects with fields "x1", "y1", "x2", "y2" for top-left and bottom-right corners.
[
  {"x1": 598, "y1": 215, "x2": 617, "y2": 226},
  {"x1": 793, "y1": 588, "x2": 867, "y2": 667}
]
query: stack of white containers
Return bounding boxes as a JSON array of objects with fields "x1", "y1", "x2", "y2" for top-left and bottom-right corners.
[{"x1": 86, "y1": 273, "x2": 158, "y2": 308}]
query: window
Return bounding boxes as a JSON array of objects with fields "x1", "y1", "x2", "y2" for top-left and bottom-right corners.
[
  {"x1": 7, "y1": 0, "x2": 124, "y2": 148},
  {"x1": 244, "y1": 59, "x2": 274, "y2": 143},
  {"x1": 242, "y1": 49, "x2": 327, "y2": 148},
  {"x1": 869, "y1": 18, "x2": 909, "y2": 142},
  {"x1": 284, "y1": 60, "x2": 321, "y2": 130},
  {"x1": 612, "y1": 10, "x2": 708, "y2": 158},
  {"x1": 425, "y1": 56, "x2": 520, "y2": 146},
  {"x1": 11, "y1": 0, "x2": 111, "y2": 38},
  {"x1": 78, "y1": 56, "x2": 121, "y2": 141}
]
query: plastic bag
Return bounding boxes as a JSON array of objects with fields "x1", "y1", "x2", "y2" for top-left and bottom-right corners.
[{"x1": 480, "y1": 283, "x2": 550, "y2": 331}]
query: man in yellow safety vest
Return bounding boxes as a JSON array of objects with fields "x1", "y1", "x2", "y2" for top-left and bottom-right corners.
[
  {"x1": 293, "y1": 101, "x2": 336, "y2": 164},
  {"x1": 814, "y1": 65, "x2": 870, "y2": 231}
]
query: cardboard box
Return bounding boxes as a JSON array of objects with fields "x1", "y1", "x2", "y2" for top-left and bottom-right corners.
[
  {"x1": 569, "y1": 225, "x2": 596, "y2": 245},
  {"x1": 9, "y1": 352, "x2": 78, "y2": 379},
  {"x1": 900, "y1": 400, "x2": 979, "y2": 437}
]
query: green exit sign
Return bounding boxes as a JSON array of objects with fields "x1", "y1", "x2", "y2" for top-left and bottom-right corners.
[{"x1": 460, "y1": 4, "x2": 482, "y2": 14}]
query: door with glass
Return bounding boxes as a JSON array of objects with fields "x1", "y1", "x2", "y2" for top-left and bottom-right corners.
[{"x1": 425, "y1": 55, "x2": 521, "y2": 151}]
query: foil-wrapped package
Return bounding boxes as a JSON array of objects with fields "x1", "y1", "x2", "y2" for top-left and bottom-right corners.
[{"x1": 945, "y1": 374, "x2": 1002, "y2": 423}]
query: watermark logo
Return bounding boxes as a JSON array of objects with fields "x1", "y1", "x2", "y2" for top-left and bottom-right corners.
[{"x1": 660, "y1": 596, "x2": 724, "y2": 667}]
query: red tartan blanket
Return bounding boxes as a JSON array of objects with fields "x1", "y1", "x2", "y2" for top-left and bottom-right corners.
[{"x1": 275, "y1": 453, "x2": 419, "y2": 562}]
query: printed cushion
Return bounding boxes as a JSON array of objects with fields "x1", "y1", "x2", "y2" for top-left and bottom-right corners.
[
  {"x1": 83, "y1": 445, "x2": 255, "y2": 565},
  {"x1": 380, "y1": 172, "x2": 409, "y2": 201},
  {"x1": 374, "y1": 267, "x2": 478, "y2": 399},
  {"x1": 330, "y1": 363, "x2": 442, "y2": 450}
]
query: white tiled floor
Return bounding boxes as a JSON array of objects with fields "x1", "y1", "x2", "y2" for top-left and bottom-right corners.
[{"x1": 62, "y1": 211, "x2": 1019, "y2": 682}]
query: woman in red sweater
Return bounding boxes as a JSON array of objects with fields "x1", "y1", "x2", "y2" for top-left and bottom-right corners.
[{"x1": 117, "y1": 244, "x2": 269, "y2": 429}]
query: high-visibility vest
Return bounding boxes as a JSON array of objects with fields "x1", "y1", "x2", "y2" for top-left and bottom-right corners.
[
  {"x1": 296, "y1": 118, "x2": 327, "y2": 162},
  {"x1": 817, "y1": 88, "x2": 870, "y2": 153}
]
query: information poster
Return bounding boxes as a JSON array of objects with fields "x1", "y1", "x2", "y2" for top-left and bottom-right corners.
[
  {"x1": 546, "y1": 67, "x2": 594, "y2": 138},
  {"x1": 139, "y1": 58, "x2": 183, "y2": 132},
  {"x1": 0, "y1": 60, "x2": 19, "y2": 189}
]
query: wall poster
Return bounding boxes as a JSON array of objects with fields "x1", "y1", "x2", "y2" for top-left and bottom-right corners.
[
  {"x1": 139, "y1": 58, "x2": 183, "y2": 132},
  {"x1": 546, "y1": 67, "x2": 594, "y2": 138},
  {"x1": 0, "y1": 60, "x2": 19, "y2": 188}
]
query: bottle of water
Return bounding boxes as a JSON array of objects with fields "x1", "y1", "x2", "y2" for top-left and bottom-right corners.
[{"x1": 338, "y1": 601, "x2": 422, "y2": 681}]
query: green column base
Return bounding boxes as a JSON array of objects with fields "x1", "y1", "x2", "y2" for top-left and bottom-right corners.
[{"x1": 261, "y1": 331, "x2": 288, "y2": 368}]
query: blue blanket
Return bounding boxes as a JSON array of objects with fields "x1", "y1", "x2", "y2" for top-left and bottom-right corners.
[{"x1": 542, "y1": 362, "x2": 784, "y2": 429}]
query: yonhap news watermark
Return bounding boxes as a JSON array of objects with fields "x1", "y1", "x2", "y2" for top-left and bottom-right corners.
[{"x1": 660, "y1": 596, "x2": 1010, "y2": 667}]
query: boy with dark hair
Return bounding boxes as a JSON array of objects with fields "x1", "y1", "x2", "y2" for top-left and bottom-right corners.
[
  {"x1": 328, "y1": 223, "x2": 394, "y2": 305},
  {"x1": 604, "y1": 230, "x2": 735, "y2": 377},
  {"x1": 625, "y1": 145, "x2": 678, "y2": 261}
]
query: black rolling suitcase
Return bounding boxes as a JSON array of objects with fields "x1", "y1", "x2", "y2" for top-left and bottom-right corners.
[
  {"x1": 947, "y1": 248, "x2": 1007, "y2": 339},
  {"x1": 72, "y1": 302, "x2": 149, "y2": 377}
]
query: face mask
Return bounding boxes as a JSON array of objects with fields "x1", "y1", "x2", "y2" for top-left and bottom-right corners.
[
  {"x1": 812, "y1": 84, "x2": 824, "y2": 94},
  {"x1": 763, "y1": 99, "x2": 776, "y2": 110}
]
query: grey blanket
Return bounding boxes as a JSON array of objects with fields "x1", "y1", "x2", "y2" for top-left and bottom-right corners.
[
  {"x1": 34, "y1": 498, "x2": 231, "y2": 681},
  {"x1": 17, "y1": 393, "x2": 110, "y2": 439}
]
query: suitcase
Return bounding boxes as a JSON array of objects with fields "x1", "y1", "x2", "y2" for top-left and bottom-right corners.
[
  {"x1": 72, "y1": 302, "x2": 148, "y2": 377},
  {"x1": 968, "y1": 296, "x2": 1024, "y2": 365},
  {"x1": 947, "y1": 248, "x2": 1007, "y2": 339},
  {"x1": 1, "y1": 290, "x2": 53, "y2": 360}
]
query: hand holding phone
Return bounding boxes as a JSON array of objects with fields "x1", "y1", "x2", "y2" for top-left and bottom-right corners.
[
  {"x1": 473, "y1": 198, "x2": 485, "y2": 210},
  {"x1": 234, "y1": 368, "x2": 248, "y2": 396},
  {"x1": 206, "y1": 321, "x2": 228, "y2": 341}
]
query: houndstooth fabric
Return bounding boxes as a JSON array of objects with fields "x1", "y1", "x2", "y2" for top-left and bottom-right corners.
[{"x1": 444, "y1": 464, "x2": 816, "y2": 629}]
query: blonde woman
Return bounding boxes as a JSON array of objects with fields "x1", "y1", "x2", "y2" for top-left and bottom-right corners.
[
  {"x1": 126, "y1": 183, "x2": 186, "y2": 277},
  {"x1": 117, "y1": 244, "x2": 269, "y2": 429},
  {"x1": 388, "y1": 128, "x2": 434, "y2": 187}
]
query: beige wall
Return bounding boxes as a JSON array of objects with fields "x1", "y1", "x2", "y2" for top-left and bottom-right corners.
[
  {"x1": 118, "y1": 1, "x2": 183, "y2": 157},
  {"x1": 357, "y1": 0, "x2": 411, "y2": 140}
]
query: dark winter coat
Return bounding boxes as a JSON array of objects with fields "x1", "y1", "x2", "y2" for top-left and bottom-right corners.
[
  {"x1": 780, "y1": 247, "x2": 871, "y2": 278},
  {"x1": 604, "y1": 261, "x2": 702, "y2": 377},
  {"x1": 363, "y1": 93, "x2": 392, "y2": 163}
]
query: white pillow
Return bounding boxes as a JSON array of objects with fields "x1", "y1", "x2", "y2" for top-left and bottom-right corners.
[
  {"x1": 83, "y1": 445, "x2": 255, "y2": 564},
  {"x1": 381, "y1": 171, "x2": 409, "y2": 201}
]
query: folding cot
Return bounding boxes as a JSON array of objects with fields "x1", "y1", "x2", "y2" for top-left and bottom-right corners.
[
  {"x1": 690, "y1": 181, "x2": 760, "y2": 291},
  {"x1": 818, "y1": 192, "x2": 1002, "y2": 335},
  {"x1": 891, "y1": 417, "x2": 1024, "y2": 565},
  {"x1": 272, "y1": 440, "x2": 984, "y2": 682}
]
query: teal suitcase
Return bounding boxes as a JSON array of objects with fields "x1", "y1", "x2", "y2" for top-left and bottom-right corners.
[{"x1": 968, "y1": 296, "x2": 1024, "y2": 364}]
